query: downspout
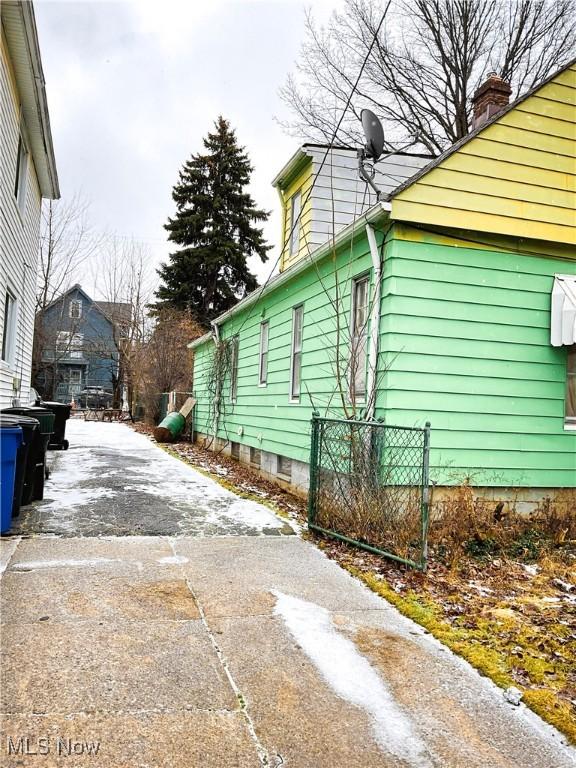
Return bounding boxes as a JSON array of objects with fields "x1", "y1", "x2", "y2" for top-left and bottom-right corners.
[{"x1": 365, "y1": 223, "x2": 383, "y2": 421}]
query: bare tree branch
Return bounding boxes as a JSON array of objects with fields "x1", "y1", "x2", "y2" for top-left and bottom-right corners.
[
  {"x1": 279, "y1": 0, "x2": 575, "y2": 154},
  {"x1": 36, "y1": 193, "x2": 103, "y2": 313}
]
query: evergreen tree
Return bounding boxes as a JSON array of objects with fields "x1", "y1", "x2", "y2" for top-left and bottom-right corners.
[{"x1": 155, "y1": 117, "x2": 270, "y2": 327}]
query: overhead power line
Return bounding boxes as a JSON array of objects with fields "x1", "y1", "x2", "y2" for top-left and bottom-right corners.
[{"x1": 231, "y1": 0, "x2": 392, "y2": 338}]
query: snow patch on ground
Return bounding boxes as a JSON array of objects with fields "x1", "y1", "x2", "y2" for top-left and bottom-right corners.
[
  {"x1": 272, "y1": 590, "x2": 433, "y2": 767},
  {"x1": 157, "y1": 555, "x2": 189, "y2": 565},
  {"x1": 65, "y1": 418, "x2": 153, "y2": 449},
  {"x1": 42, "y1": 445, "x2": 113, "y2": 512},
  {"x1": 41, "y1": 420, "x2": 285, "y2": 533}
]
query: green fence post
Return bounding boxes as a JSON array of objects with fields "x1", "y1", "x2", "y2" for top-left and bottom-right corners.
[
  {"x1": 307, "y1": 411, "x2": 320, "y2": 527},
  {"x1": 421, "y1": 421, "x2": 431, "y2": 571}
]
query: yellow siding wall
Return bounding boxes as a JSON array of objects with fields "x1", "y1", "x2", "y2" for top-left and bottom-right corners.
[
  {"x1": 392, "y1": 63, "x2": 576, "y2": 248},
  {"x1": 278, "y1": 160, "x2": 314, "y2": 272}
]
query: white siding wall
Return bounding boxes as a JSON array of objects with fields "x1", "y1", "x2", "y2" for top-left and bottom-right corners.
[{"x1": 0, "y1": 32, "x2": 42, "y2": 407}]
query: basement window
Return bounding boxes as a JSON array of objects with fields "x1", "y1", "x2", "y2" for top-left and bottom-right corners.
[
  {"x1": 250, "y1": 446, "x2": 261, "y2": 467},
  {"x1": 277, "y1": 454, "x2": 292, "y2": 479},
  {"x1": 231, "y1": 441, "x2": 240, "y2": 460}
]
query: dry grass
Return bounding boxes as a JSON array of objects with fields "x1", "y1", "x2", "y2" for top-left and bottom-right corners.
[
  {"x1": 429, "y1": 482, "x2": 576, "y2": 567},
  {"x1": 316, "y1": 483, "x2": 424, "y2": 562},
  {"x1": 314, "y1": 485, "x2": 576, "y2": 744}
]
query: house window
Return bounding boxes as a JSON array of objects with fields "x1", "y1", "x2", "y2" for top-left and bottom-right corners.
[
  {"x1": 277, "y1": 454, "x2": 292, "y2": 479},
  {"x1": 230, "y1": 336, "x2": 239, "y2": 403},
  {"x1": 350, "y1": 276, "x2": 369, "y2": 400},
  {"x1": 289, "y1": 191, "x2": 301, "y2": 256},
  {"x1": 231, "y1": 441, "x2": 240, "y2": 460},
  {"x1": 566, "y1": 346, "x2": 576, "y2": 425},
  {"x1": 259, "y1": 321, "x2": 269, "y2": 386},
  {"x1": 290, "y1": 305, "x2": 303, "y2": 401},
  {"x1": 69, "y1": 300, "x2": 82, "y2": 319},
  {"x1": 14, "y1": 132, "x2": 28, "y2": 214},
  {"x1": 69, "y1": 369, "x2": 82, "y2": 385},
  {"x1": 250, "y1": 446, "x2": 261, "y2": 467},
  {"x1": 1, "y1": 291, "x2": 17, "y2": 365},
  {"x1": 56, "y1": 332, "x2": 84, "y2": 358}
]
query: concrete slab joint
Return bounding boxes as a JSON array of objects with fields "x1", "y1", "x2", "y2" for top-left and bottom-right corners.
[{"x1": 1, "y1": 422, "x2": 574, "y2": 768}]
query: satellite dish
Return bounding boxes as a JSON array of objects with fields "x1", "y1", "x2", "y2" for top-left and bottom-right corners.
[{"x1": 361, "y1": 109, "x2": 385, "y2": 161}]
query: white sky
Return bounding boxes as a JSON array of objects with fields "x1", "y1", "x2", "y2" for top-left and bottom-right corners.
[{"x1": 34, "y1": 0, "x2": 341, "y2": 299}]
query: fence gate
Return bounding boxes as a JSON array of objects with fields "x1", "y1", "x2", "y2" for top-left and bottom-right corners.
[{"x1": 307, "y1": 414, "x2": 431, "y2": 571}]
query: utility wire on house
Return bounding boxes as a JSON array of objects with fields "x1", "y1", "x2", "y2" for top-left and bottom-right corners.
[{"x1": 230, "y1": 0, "x2": 392, "y2": 339}]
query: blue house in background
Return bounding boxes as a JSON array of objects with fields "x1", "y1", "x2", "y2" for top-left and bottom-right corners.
[{"x1": 33, "y1": 285, "x2": 130, "y2": 404}]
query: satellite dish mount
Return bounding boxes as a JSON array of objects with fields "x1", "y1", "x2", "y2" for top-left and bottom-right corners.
[{"x1": 358, "y1": 109, "x2": 385, "y2": 201}]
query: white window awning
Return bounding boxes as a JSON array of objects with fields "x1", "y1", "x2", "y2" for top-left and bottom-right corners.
[{"x1": 551, "y1": 274, "x2": 576, "y2": 347}]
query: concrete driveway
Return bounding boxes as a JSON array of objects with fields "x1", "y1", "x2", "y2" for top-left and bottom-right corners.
[{"x1": 1, "y1": 421, "x2": 574, "y2": 767}]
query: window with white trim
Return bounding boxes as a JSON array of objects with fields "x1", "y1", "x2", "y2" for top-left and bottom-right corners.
[
  {"x1": 566, "y1": 346, "x2": 576, "y2": 425},
  {"x1": 289, "y1": 191, "x2": 301, "y2": 256},
  {"x1": 290, "y1": 305, "x2": 303, "y2": 401},
  {"x1": 14, "y1": 132, "x2": 28, "y2": 214},
  {"x1": 350, "y1": 275, "x2": 369, "y2": 400},
  {"x1": 258, "y1": 321, "x2": 269, "y2": 386},
  {"x1": 230, "y1": 336, "x2": 239, "y2": 403},
  {"x1": 1, "y1": 290, "x2": 17, "y2": 366},
  {"x1": 69, "y1": 300, "x2": 82, "y2": 319},
  {"x1": 56, "y1": 332, "x2": 84, "y2": 358}
]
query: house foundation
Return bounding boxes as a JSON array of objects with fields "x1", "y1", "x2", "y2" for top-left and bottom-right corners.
[{"x1": 193, "y1": 431, "x2": 573, "y2": 512}]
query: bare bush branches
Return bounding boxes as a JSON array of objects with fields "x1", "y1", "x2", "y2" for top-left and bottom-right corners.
[
  {"x1": 134, "y1": 309, "x2": 203, "y2": 424},
  {"x1": 280, "y1": 0, "x2": 575, "y2": 153}
]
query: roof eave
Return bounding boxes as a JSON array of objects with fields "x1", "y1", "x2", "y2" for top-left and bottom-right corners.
[
  {"x1": 2, "y1": 1, "x2": 60, "y2": 199},
  {"x1": 389, "y1": 55, "x2": 576, "y2": 201},
  {"x1": 271, "y1": 146, "x2": 313, "y2": 189},
  {"x1": 188, "y1": 201, "x2": 392, "y2": 348}
]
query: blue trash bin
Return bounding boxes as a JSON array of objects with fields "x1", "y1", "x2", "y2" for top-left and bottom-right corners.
[{"x1": 1, "y1": 420, "x2": 23, "y2": 534}]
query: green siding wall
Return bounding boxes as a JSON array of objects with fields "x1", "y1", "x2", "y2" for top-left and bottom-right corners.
[
  {"x1": 192, "y1": 232, "x2": 378, "y2": 464},
  {"x1": 377, "y1": 232, "x2": 576, "y2": 486},
  {"x1": 192, "y1": 223, "x2": 576, "y2": 488}
]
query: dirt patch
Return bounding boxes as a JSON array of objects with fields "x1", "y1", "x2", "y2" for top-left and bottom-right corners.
[{"x1": 122, "y1": 580, "x2": 199, "y2": 620}]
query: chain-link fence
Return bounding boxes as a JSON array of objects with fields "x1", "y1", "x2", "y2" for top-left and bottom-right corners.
[{"x1": 307, "y1": 414, "x2": 431, "y2": 571}]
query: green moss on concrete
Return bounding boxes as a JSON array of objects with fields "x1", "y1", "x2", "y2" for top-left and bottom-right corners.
[{"x1": 347, "y1": 566, "x2": 575, "y2": 743}]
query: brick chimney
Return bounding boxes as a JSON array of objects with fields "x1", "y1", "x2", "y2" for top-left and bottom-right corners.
[{"x1": 471, "y1": 73, "x2": 512, "y2": 129}]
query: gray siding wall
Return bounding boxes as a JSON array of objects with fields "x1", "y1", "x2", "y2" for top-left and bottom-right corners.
[{"x1": 307, "y1": 146, "x2": 430, "y2": 246}]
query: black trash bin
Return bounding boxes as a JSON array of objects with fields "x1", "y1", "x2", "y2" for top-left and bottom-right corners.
[
  {"x1": 0, "y1": 413, "x2": 40, "y2": 513},
  {"x1": 41, "y1": 401, "x2": 71, "y2": 450},
  {"x1": 1, "y1": 406, "x2": 54, "y2": 503}
]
